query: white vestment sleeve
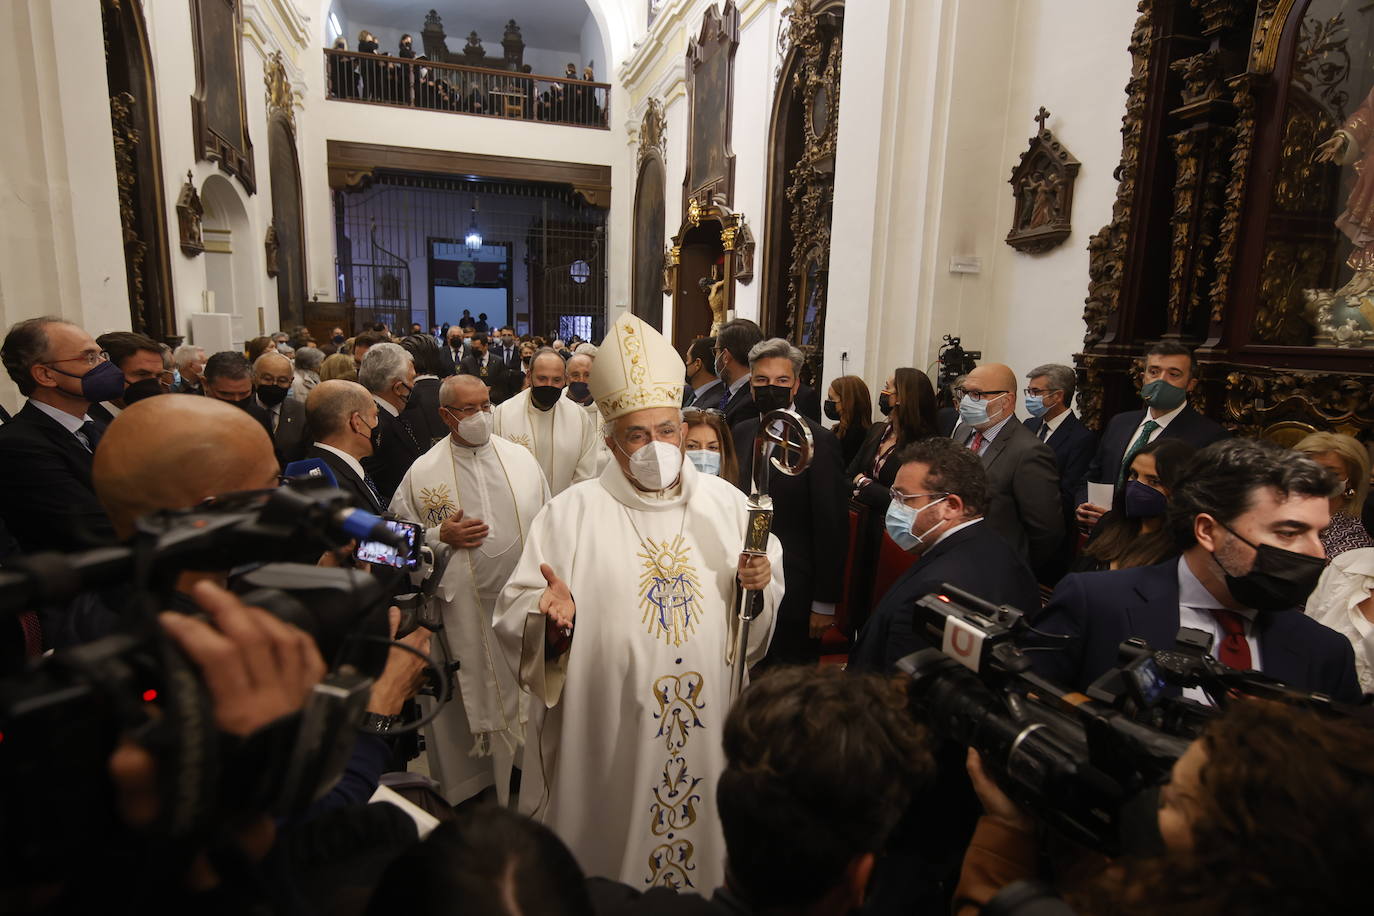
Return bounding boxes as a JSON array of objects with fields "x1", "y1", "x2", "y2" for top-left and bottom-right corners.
[
  {"x1": 494, "y1": 502, "x2": 570, "y2": 707},
  {"x1": 746, "y1": 531, "x2": 786, "y2": 665},
  {"x1": 570, "y1": 408, "x2": 600, "y2": 485}
]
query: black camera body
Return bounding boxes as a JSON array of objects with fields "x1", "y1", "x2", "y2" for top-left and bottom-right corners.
[{"x1": 0, "y1": 485, "x2": 406, "y2": 882}]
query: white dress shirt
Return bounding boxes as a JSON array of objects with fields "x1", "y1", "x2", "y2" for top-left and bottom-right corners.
[
  {"x1": 29, "y1": 398, "x2": 99, "y2": 451},
  {"x1": 313, "y1": 441, "x2": 368, "y2": 484},
  {"x1": 1128, "y1": 400, "x2": 1186, "y2": 449},
  {"x1": 1035, "y1": 409, "x2": 1072, "y2": 441},
  {"x1": 1177, "y1": 556, "x2": 1261, "y2": 705},
  {"x1": 966, "y1": 415, "x2": 1013, "y2": 456}
]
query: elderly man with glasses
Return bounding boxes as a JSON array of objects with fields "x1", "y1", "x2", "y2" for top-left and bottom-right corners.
[
  {"x1": 389, "y1": 372, "x2": 550, "y2": 807},
  {"x1": 0, "y1": 317, "x2": 122, "y2": 555},
  {"x1": 950, "y1": 362, "x2": 1065, "y2": 579}
]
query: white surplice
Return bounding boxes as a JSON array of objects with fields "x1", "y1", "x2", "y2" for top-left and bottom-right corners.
[
  {"x1": 494, "y1": 458, "x2": 784, "y2": 893},
  {"x1": 390, "y1": 434, "x2": 551, "y2": 804},
  {"x1": 491, "y1": 388, "x2": 600, "y2": 495}
]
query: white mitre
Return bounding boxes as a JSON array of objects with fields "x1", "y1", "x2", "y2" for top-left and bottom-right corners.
[{"x1": 590, "y1": 313, "x2": 685, "y2": 422}]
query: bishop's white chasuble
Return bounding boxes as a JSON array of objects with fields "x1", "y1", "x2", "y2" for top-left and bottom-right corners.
[
  {"x1": 491, "y1": 388, "x2": 600, "y2": 495},
  {"x1": 391, "y1": 434, "x2": 551, "y2": 804},
  {"x1": 494, "y1": 459, "x2": 784, "y2": 893}
]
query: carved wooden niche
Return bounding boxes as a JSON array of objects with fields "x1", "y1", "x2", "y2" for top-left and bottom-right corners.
[
  {"x1": 102, "y1": 0, "x2": 177, "y2": 343},
  {"x1": 1006, "y1": 107, "x2": 1080, "y2": 254},
  {"x1": 176, "y1": 170, "x2": 205, "y2": 256},
  {"x1": 763, "y1": 0, "x2": 844, "y2": 387},
  {"x1": 190, "y1": 0, "x2": 255, "y2": 193},
  {"x1": 632, "y1": 99, "x2": 668, "y2": 329},
  {"x1": 683, "y1": 3, "x2": 739, "y2": 211}
]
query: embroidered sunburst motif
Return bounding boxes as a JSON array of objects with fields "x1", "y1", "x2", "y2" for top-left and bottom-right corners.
[
  {"x1": 419, "y1": 485, "x2": 456, "y2": 526},
  {"x1": 637, "y1": 535, "x2": 702, "y2": 647},
  {"x1": 507, "y1": 433, "x2": 533, "y2": 452}
]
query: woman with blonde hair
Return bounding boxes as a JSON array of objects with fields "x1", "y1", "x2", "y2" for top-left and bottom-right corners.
[
  {"x1": 683, "y1": 407, "x2": 740, "y2": 487},
  {"x1": 319, "y1": 352, "x2": 358, "y2": 383},
  {"x1": 1293, "y1": 431, "x2": 1373, "y2": 558},
  {"x1": 825, "y1": 375, "x2": 873, "y2": 467}
]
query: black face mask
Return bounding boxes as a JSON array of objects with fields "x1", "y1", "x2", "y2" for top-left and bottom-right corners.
[
  {"x1": 823, "y1": 399, "x2": 841, "y2": 422},
  {"x1": 123, "y1": 378, "x2": 164, "y2": 404},
  {"x1": 1215, "y1": 521, "x2": 1327, "y2": 612},
  {"x1": 531, "y1": 385, "x2": 562, "y2": 410},
  {"x1": 358, "y1": 40, "x2": 379, "y2": 53},
  {"x1": 878, "y1": 393, "x2": 893, "y2": 416},
  {"x1": 752, "y1": 384, "x2": 792, "y2": 415},
  {"x1": 256, "y1": 383, "x2": 290, "y2": 407},
  {"x1": 567, "y1": 381, "x2": 591, "y2": 403},
  {"x1": 399, "y1": 44, "x2": 414, "y2": 58},
  {"x1": 227, "y1": 395, "x2": 256, "y2": 412}
]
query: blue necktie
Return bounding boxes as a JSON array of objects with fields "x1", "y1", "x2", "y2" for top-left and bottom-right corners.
[{"x1": 77, "y1": 420, "x2": 104, "y2": 453}]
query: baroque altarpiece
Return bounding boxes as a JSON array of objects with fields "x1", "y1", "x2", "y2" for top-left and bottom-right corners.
[{"x1": 1080, "y1": 0, "x2": 1374, "y2": 443}]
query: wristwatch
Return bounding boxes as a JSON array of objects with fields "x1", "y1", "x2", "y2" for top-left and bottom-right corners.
[{"x1": 361, "y1": 712, "x2": 403, "y2": 735}]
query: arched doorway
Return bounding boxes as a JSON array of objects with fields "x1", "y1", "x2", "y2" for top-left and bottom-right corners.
[
  {"x1": 101, "y1": 0, "x2": 176, "y2": 341},
  {"x1": 761, "y1": 0, "x2": 843, "y2": 387},
  {"x1": 201, "y1": 174, "x2": 257, "y2": 343}
]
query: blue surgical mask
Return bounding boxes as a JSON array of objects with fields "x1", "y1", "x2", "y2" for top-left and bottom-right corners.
[
  {"x1": 884, "y1": 495, "x2": 947, "y2": 553},
  {"x1": 687, "y1": 449, "x2": 721, "y2": 476},
  {"x1": 1123, "y1": 480, "x2": 1168, "y2": 519},
  {"x1": 172, "y1": 369, "x2": 182, "y2": 389},
  {"x1": 1024, "y1": 395, "x2": 1047, "y2": 417},
  {"x1": 958, "y1": 393, "x2": 992, "y2": 428}
]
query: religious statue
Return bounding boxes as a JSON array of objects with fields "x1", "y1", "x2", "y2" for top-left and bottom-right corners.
[
  {"x1": 1315, "y1": 84, "x2": 1374, "y2": 295},
  {"x1": 708, "y1": 278, "x2": 728, "y2": 335}
]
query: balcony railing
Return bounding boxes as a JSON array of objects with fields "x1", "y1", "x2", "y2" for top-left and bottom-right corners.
[{"x1": 324, "y1": 49, "x2": 610, "y2": 129}]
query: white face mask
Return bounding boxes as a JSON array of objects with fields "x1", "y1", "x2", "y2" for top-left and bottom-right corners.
[
  {"x1": 625, "y1": 440, "x2": 684, "y2": 491},
  {"x1": 455, "y1": 409, "x2": 491, "y2": 446}
]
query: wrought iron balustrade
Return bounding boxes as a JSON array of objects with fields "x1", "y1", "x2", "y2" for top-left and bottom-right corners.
[{"x1": 324, "y1": 49, "x2": 610, "y2": 129}]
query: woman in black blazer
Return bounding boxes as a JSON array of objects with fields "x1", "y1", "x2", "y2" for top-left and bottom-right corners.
[{"x1": 844, "y1": 367, "x2": 940, "y2": 625}]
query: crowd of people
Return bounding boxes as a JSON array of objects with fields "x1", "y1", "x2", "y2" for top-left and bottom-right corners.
[{"x1": 0, "y1": 311, "x2": 1371, "y2": 913}]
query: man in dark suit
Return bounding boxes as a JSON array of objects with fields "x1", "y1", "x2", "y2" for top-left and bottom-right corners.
[
  {"x1": 457, "y1": 333, "x2": 514, "y2": 404},
  {"x1": 950, "y1": 363, "x2": 1064, "y2": 575},
  {"x1": 713, "y1": 318, "x2": 764, "y2": 427},
  {"x1": 304, "y1": 379, "x2": 385, "y2": 513},
  {"x1": 1076, "y1": 341, "x2": 1229, "y2": 525},
  {"x1": 731, "y1": 338, "x2": 848, "y2": 664},
  {"x1": 1023, "y1": 363, "x2": 1097, "y2": 582},
  {"x1": 252, "y1": 350, "x2": 308, "y2": 466},
  {"x1": 0, "y1": 316, "x2": 119, "y2": 553},
  {"x1": 359, "y1": 342, "x2": 422, "y2": 507},
  {"x1": 439, "y1": 327, "x2": 469, "y2": 376},
  {"x1": 849, "y1": 437, "x2": 1040, "y2": 672},
  {"x1": 682, "y1": 336, "x2": 723, "y2": 408},
  {"x1": 493, "y1": 326, "x2": 520, "y2": 372},
  {"x1": 203, "y1": 351, "x2": 271, "y2": 431},
  {"x1": 1032, "y1": 438, "x2": 1361, "y2": 703}
]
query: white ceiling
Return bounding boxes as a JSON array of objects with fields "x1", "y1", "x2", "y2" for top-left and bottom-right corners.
[{"x1": 336, "y1": 1, "x2": 594, "y2": 52}]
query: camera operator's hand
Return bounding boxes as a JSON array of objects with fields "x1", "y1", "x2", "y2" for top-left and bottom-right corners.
[
  {"x1": 967, "y1": 748, "x2": 1034, "y2": 834},
  {"x1": 440, "y1": 508, "x2": 489, "y2": 550},
  {"x1": 318, "y1": 539, "x2": 370, "y2": 572},
  {"x1": 159, "y1": 580, "x2": 326, "y2": 736},
  {"x1": 368, "y1": 606, "x2": 433, "y2": 716}
]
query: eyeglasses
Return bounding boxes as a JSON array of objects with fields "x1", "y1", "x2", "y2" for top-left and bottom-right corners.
[
  {"x1": 444, "y1": 403, "x2": 492, "y2": 418},
  {"x1": 1023, "y1": 387, "x2": 1062, "y2": 397},
  {"x1": 953, "y1": 388, "x2": 1008, "y2": 402},
  {"x1": 889, "y1": 489, "x2": 948, "y2": 509},
  {"x1": 44, "y1": 350, "x2": 109, "y2": 368}
]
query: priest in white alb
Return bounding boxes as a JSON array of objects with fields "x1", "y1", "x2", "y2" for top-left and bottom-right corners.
[
  {"x1": 491, "y1": 347, "x2": 599, "y2": 494},
  {"x1": 494, "y1": 314, "x2": 784, "y2": 893},
  {"x1": 390, "y1": 374, "x2": 550, "y2": 805}
]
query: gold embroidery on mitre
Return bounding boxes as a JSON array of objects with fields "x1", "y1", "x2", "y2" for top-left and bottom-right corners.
[
  {"x1": 599, "y1": 384, "x2": 685, "y2": 419},
  {"x1": 637, "y1": 535, "x2": 702, "y2": 647},
  {"x1": 419, "y1": 485, "x2": 456, "y2": 526}
]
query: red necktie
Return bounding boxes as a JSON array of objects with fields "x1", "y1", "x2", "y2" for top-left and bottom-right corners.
[
  {"x1": 1210, "y1": 609, "x2": 1252, "y2": 670},
  {"x1": 969, "y1": 430, "x2": 985, "y2": 453}
]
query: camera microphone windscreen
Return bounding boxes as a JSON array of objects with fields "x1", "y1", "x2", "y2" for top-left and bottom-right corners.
[
  {"x1": 283, "y1": 457, "x2": 340, "y2": 488},
  {"x1": 337, "y1": 509, "x2": 407, "y2": 549}
]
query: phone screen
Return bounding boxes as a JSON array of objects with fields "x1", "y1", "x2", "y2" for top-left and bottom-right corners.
[{"x1": 356, "y1": 519, "x2": 421, "y2": 569}]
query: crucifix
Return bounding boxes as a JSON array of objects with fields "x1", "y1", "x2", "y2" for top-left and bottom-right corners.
[{"x1": 1035, "y1": 106, "x2": 1050, "y2": 136}]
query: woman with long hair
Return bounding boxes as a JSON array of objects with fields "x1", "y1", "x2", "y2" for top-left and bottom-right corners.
[
  {"x1": 683, "y1": 407, "x2": 740, "y2": 487},
  {"x1": 1075, "y1": 437, "x2": 1195, "y2": 572},
  {"x1": 825, "y1": 375, "x2": 873, "y2": 467},
  {"x1": 844, "y1": 367, "x2": 940, "y2": 626}
]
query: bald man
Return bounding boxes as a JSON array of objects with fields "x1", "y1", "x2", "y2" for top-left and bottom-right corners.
[
  {"x1": 304, "y1": 380, "x2": 384, "y2": 514},
  {"x1": 253, "y1": 351, "x2": 308, "y2": 466},
  {"x1": 950, "y1": 362, "x2": 1064, "y2": 576}
]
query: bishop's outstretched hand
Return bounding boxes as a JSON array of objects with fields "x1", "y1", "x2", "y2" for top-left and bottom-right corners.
[{"x1": 540, "y1": 563, "x2": 576, "y2": 651}]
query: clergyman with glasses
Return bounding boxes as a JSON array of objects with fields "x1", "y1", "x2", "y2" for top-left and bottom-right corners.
[
  {"x1": 389, "y1": 373, "x2": 550, "y2": 807},
  {"x1": 950, "y1": 362, "x2": 1065, "y2": 578},
  {"x1": 493, "y1": 312, "x2": 783, "y2": 894}
]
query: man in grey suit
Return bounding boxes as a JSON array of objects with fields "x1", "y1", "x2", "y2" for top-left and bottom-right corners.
[{"x1": 950, "y1": 362, "x2": 1064, "y2": 576}]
